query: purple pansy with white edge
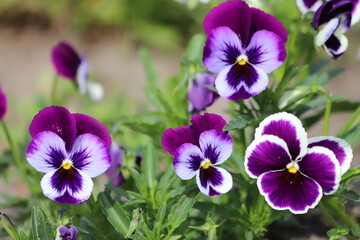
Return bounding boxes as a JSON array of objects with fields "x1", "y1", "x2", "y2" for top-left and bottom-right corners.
[
  {"x1": 245, "y1": 112, "x2": 352, "y2": 214},
  {"x1": 296, "y1": 0, "x2": 323, "y2": 15},
  {"x1": 26, "y1": 106, "x2": 112, "y2": 204},
  {"x1": 202, "y1": 0, "x2": 287, "y2": 100},
  {"x1": 55, "y1": 225, "x2": 79, "y2": 240},
  {"x1": 0, "y1": 87, "x2": 7, "y2": 120},
  {"x1": 174, "y1": 130, "x2": 233, "y2": 196},
  {"x1": 161, "y1": 113, "x2": 227, "y2": 156},
  {"x1": 105, "y1": 143, "x2": 125, "y2": 186},
  {"x1": 312, "y1": 0, "x2": 360, "y2": 58},
  {"x1": 187, "y1": 73, "x2": 219, "y2": 113}
]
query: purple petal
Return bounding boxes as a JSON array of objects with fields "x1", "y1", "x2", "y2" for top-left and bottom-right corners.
[
  {"x1": 296, "y1": 0, "x2": 323, "y2": 15},
  {"x1": 323, "y1": 34, "x2": 348, "y2": 59},
  {"x1": 189, "y1": 113, "x2": 227, "y2": 136},
  {"x1": 41, "y1": 168, "x2": 93, "y2": 204},
  {"x1": 199, "y1": 130, "x2": 233, "y2": 165},
  {"x1": 173, "y1": 143, "x2": 203, "y2": 180},
  {"x1": 215, "y1": 63, "x2": 268, "y2": 100},
  {"x1": 352, "y1": 0, "x2": 360, "y2": 25},
  {"x1": 196, "y1": 166, "x2": 233, "y2": 196},
  {"x1": 58, "y1": 225, "x2": 79, "y2": 240},
  {"x1": 0, "y1": 87, "x2": 7, "y2": 120},
  {"x1": 26, "y1": 131, "x2": 66, "y2": 173},
  {"x1": 299, "y1": 146, "x2": 341, "y2": 194},
  {"x1": 315, "y1": 18, "x2": 340, "y2": 47},
  {"x1": 162, "y1": 126, "x2": 195, "y2": 156},
  {"x1": 29, "y1": 106, "x2": 77, "y2": 150},
  {"x1": 203, "y1": 0, "x2": 252, "y2": 44},
  {"x1": 308, "y1": 136, "x2": 353, "y2": 174},
  {"x1": 187, "y1": 73, "x2": 218, "y2": 113},
  {"x1": 258, "y1": 170, "x2": 322, "y2": 214},
  {"x1": 70, "y1": 133, "x2": 111, "y2": 178},
  {"x1": 73, "y1": 113, "x2": 112, "y2": 148},
  {"x1": 246, "y1": 30, "x2": 286, "y2": 73},
  {"x1": 51, "y1": 42, "x2": 81, "y2": 81},
  {"x1": 313, "y1": 0, "x2": 354, "y2": 29},
  {"x1": 245, "y1": 135, "x2": 291, "y2": 178},
  {"x1": 203, "y1": 27, "x2": 242, "y2": 73},
  {"x1": 105, "y1": 144, "x2": 125, "y2": 186},
  {"x1": 255, "y1": 112, "x2": 308, "y2": 161}
]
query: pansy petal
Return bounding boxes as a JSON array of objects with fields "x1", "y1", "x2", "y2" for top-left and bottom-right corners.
[
  {"x1": 173, "y1": 143, "x2": 203, "y2": 180},
  {"x1": 215, "y1": 63, "x2": 268, "y2": 100},
  {"x1": 299, "y1": 146, "x2": 341, "y2": 194},
  {"x1": 296, "y1": 0, "x2": 323, "y2": 15},
  {"x1": 51, "y1": 42, "x2": 81, "y2": 81},
  {"x1": 70, "y1": 133, "x2": 111, "y2": 178},
  {"x1": 324, "y1": 34, "x2": 348, "y2": 59},
  {"x1": 0, "y1": 87, "x2": 7, "y2": 120},
  {"x1": 29, "y1": 106, "x2": 77, "y2": 150},
  {"x1": 203, "y1": 27, "x2": 242, "y2": 73},
  {"x1": 162, "y1": 126, "x2": 194, "y2": 156},
  {"x1": 203, "y1": 0, "x2": 252, "y2": 44},
  {"x1": 41, "y1": 168, "x2": 93, "y2": 204},
  {"x1": 77, "y1": 56, "x2": 89, "y2": 95},
  {"x1": 308, "y1": 136, "x2": 352, "y2": 174},
  {"x1": 245, "y1": 135, "x2": 291, "y2": 178},
  {"x1": 196, "y1": 166, "x2": 233, "y2": 196},
  {"x1": 352, "y1": 0, "x2": 360, "y2": 25},
  {"x1": 190, "y1": 113, "x2": 227, "y2": 136},
  {"x1": 258, "y1": 170, "x2": 322, "y2": 214},
  {"x1": 106, "y1": 144, "x2": 125, "y2": 186},
  {"x1": 73, "y1": 113, "x2": 112, "y2": 148},
  {"x1": 313, "y1": 1, "x2": 333, "y2": 29},
  {"x1": 315, "y1": 18, "x2": 339, "y2": 46},
  {"x1": 199, "y1": 130, "x2": 233, "y2": 165},
  {"x1": 26, "y1": 131, "x2": 66, "y2": 173},
  {"x1": 254, "y1": 112, "x2": 308, "y2": 160},
  {"x1": 246, "y1": 30, "x2": 286, "y2": 73}
]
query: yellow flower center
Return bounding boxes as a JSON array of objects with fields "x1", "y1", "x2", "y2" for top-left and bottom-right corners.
[
  {"x1": 200, "y1": 159, "x2": 212, "y2": 170},
  {"x1": 286, "y1": 162, "x2": 299, "y2": 174},
  {"x1": 288, "y1": 166, "x2": 298, "y2": 174},
  {"x1": 237, "y1": 56, "x2": 248, "y2": 66},
  {"x1": 61, "y1": 159, "x2": 73, "y2": 170}
]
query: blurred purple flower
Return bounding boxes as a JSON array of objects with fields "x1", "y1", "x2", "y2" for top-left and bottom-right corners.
[
  {"x1": 202, "y1": 0, "x2": 287, "y2": 100},
  {"x1": 0, "y1": 87, "x2": 7, "y2": 120},
  {"x1": 162, "y1": 113, "x2": 227, "y2": 156},
  {"x1": 26, "y1": 106, "x2": 112, "y2": 204},
  {"x1": 106, "y1": 144, "x2": 125, "y2": 186},
  {"x1": 187, "y1": 73, "x2": 219, "y2": 113},
  {"x1": 135, "y1": 154, "x2": 142, "y2": 167},
  {"x1": 312, "y1": 0, "x2": 360, "y2": 58},
  {"x1": 296, "y1": 0, "x2": 323, "y2": 15},
  {"x1": 56, "y1": 225, "x2": 79, "y2": 240}
]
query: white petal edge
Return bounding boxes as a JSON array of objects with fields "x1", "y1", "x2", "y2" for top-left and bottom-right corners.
[
  {"x1": 296, "y1": 0, "x2": 323, "y2": 15},
  {"x1": 196, "y1": 166, "x2": 233, "y2": 196},
  {"x1": 316, "y1": 18, "x2": 340, "y2": 47}
]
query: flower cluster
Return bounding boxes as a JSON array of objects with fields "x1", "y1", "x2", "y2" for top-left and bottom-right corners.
[
  {"x1": 245, "y1": 112, "x2": 352, "y2": 214},
  {"x1": 202, "y1": 0, "x2": 287, "y2": 100},
  {"x1": 26, "y1": 106, "x2": 112, "y2": 204},
  {"x1": 162, "y1": 113, "x2": 233, "y2": 196}
]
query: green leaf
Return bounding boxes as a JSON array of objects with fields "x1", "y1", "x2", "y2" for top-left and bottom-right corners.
[
  {"x1": 341, "y1": 166, "x2": 360, "y2": 185},
  {"x1": 141, "y1": 143, "x2": 157, "y2": 188},
  {"x1": 342, "y1": 125, "x2": 360, "y2": 147},
  {"x1": 130, "y1": 168, "x2": 149, "y2": 197},
  {"x1": 224, "y1": 115, "x2": 254, "y2": 131},
  {"x1": 337, "y1": 189, "x2": 360, "y2": 202},
  {"x1": 183, "y1": 34, "x2": 206, "y2": 61},
  {"x1": 126, "y1": 208, "x2": 143, "y2": 237},
  {"x1": 154, "y1": 201, "x2": 167, "y2": 238},
  {"x1": 31, "y1": 206, "x2": 54, "y2": 240},
  {"x1": 99, "y1": 192, "x2": 130, "y2": 237},
  {"x1": 327, "y1": 228, "x2": 349, "y2": 240}
]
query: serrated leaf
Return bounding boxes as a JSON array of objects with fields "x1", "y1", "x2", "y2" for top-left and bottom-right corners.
[
  {"x1": 141, "y1": 143, "x2": 157, "y2": 189},
  {"x1": 99, "y1": 192, "x2": 130, "y2": 237},
  {"x1": 31, "y1": 206, "x2": 54, "y2": 240},
  {"x1": 337, "y1": 189, "x2": 360, "y2": 202},
  {"x1": 224, "y1": 115, "x2": 254, "y2": 131}
]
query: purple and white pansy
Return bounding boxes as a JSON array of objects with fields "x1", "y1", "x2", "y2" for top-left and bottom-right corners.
[
  {"x1": 174, "y1": 130, "x2": 233, "y2": 196},
  {"x1": 202, "y1": 0, "x2": 287, "y2": 100},
  {"x1": 296, "y1": 0, "x2": 323, "y2": 15},
  {"x1": 26, "y1": 106, "x2": 112, "y2": 204},
  {"x1": 245, "y1": 112, "x2": 352, "y2": 214},
  {"x1": 312, "y1": 0, "x2": 360, "y2": 58}
]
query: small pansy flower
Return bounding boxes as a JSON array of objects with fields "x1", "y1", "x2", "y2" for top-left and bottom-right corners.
[
  {"x1": 296, "y1": 0, "x2": 323, "y2": 15},
  {"x1": 161, "y1": 113, "x2": 227, "y2": 156},
  {"x1": 55, "y1": 225, "x2": 79, "y2": 240},
  {"x1": 26, "y1": 106, "x2": 112, "y2": 204},
  {"x1": 174, "y1": 130, "x2": 233, "y2": 196},
  {"x1": 202, "y1": 0, "x2": 287, "y2": 100},
  {"x1": 312, "y1": 0, "x2": 360, "y2": 58},
  {"x1": 105, "y1": 143, "x2": 125, "y2": 186},
  {"x1": 0, "y1": 87, "x2": 7, "y2": 120},
  {"x1": 187, "y1": 73, "x2": 219, "y2": 113},
  {"x1": 245, "y1": 112, "x2": 352, "y2": 214}
]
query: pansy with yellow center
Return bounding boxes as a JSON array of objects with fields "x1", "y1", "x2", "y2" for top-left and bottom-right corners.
[
  {"x1": 245, "y1": 112, "x2": 352, "y2": 214},
  {"x1": 173, "y1": 130, "x2": 233, "y2": 196}
]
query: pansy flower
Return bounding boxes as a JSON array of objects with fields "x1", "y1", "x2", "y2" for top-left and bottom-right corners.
[
  {"x1": 202, "y1": 0, "x2": 287, "y2": 100},
  {"x1": 312, "y1": 0, "x2": 360, "y2": 58},
  {"x1": 161, "y1": 113, "x2": 227, "y2": 156},
  {"x1": 174, "y1": 130, "x2": 233, "y2": 196},
  {"x1": 0, "y1": 87, "x2": 7, "y2": 120},
  {"x1": 296, "y1": 0, "x2": 323, "y2": 15},
  {"x1": 105, "y1": 143, "x2": 125, "y2": 186},
  {"x1": 55, "y1": 225, "x2": 79, "y2": 240},
  {"x1": 26, "y1": 106, "x2": 112, "y2": 204},
  {"x1": 245, "y1": 112, "x2": 352, "y2": 214},
  {"x1": 187, "y1": 73, "x2": 219, "y2": 113}
]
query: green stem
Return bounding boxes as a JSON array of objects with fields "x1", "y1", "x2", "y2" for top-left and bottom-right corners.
[
  {"x1": 337, "y1": 106, "x2": 360, "y2": 138},
  {"x1": 51, "y1": 75, "x2": 59, "y2": 105},
  {"x1": 322, "y1": 91, "x2": 332, "y2": 136},
  {"x1": 0, "y1": 212, "x2": 20, "y2": 240},
  {"x1": 327, "y1": 198, "x2": 354, "y2": 228},
  {"x1": 318, "y1": 202, "x2": 341, "y2": 228}
]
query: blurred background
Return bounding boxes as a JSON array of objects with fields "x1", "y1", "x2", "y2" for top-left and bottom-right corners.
[{"x1": 0, "y1": 0, "x2": 359, "y2": 235}]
